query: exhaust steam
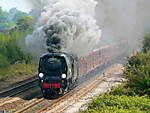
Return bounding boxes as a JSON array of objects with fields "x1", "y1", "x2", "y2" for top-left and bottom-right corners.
[{"x1": 25, "y1": 0, "x2": 101, "y2": 58}]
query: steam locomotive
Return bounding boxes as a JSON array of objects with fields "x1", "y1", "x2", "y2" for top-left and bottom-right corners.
[{"x1": 38, "y1": 45, "x2": 120, "y2": 97}]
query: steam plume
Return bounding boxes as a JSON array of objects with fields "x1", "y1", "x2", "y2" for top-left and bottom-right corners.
[
  {"x1": 96, "y1": 0, "x2": 150, "y2": 53},
  {"x1": 25, "y1": 0, "x2": 101, "y2": 58}
]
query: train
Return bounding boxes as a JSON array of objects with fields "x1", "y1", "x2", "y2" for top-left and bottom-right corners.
[{"x1": 38, "y1": 45, "x2": 120, "y2": 98}]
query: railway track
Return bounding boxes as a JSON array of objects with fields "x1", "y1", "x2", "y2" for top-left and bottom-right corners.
[
  {"x1": 38, "y1": 75, "x2": 106, "y2": 113},
  {"x1": 0, "y1": 76, "x2": 38, "y2": 97},
  {"x1": 14, "y1": 70, "x2": 107, "y2": 113},
  {"x1": 0, "y1": 56, "x2": 124, "y2": 112},
  {"x1": 12, "y1": 57, "x2": 124, "y2": 113}
]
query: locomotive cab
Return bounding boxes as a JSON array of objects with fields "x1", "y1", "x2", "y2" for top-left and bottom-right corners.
[{"x1": 38, "y1": 53, "x2": 78, "y2": 97}]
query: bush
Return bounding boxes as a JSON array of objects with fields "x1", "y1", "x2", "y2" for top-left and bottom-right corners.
[
  {"x1": 0, "y1": 54, "x2": 10, "y2": 69},
  {"x1": 80, "y1": 94, "x2": 150, "y2": 113},
  {"x1": 127, "y1": 53, "x2": 150, "y2": 67},
  {"x1": 0, "y1": 29, "x2": 35, "y2": 79},
  {"x1": 143, "y1": 35, "x2": 150, "y2": 53},
  {"x1": 0, "y1": 30, "x2": 33, "y2": 64},
  {"x1": 109, "y1": 83, "x2": 137, "y2": 96},
  {"x1": 124, "y1": 53, "x2": 150, "y2": 95}
]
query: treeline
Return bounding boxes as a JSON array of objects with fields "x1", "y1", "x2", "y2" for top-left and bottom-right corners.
[
  {"x1": 0, "y1": 7, "x2": 36, "y2": 80},
  {"x1": 0, "y1": 29, "x2": 37, "y2": 80},
  {"x1": 0, "y1": 7, "x2": 34, "y2": 30},
  {"x1": 0, "y1": 30, "x2": 32, "y2": 68},
  {"x1": 80, "y1": 35, "x2": 150, "y2": 113}
]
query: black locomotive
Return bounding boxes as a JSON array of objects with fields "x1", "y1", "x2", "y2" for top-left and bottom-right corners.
[
  {"x1": 38, "y1": 45, "x2": 121, "y2": 98},
  {"x1": 38, "y1": 52, "x2": 78, "y2": 97}
]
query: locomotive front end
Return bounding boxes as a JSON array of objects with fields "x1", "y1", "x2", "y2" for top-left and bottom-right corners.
[{"x1": 38, "y1": 53, "x2": 68, "y2": 97}]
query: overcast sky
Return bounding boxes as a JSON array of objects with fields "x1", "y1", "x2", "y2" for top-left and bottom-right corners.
[{"x1": 0, "y1": 0, "x2": 31, "y2": 12}]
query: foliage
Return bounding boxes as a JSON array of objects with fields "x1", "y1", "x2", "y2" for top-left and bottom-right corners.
[
  {"x1": 0, "y1": 54, "x2": 10, "y2": 69},
  {"x1": 0, "y1": 62, "x2": 37, "y2": 80},
  {"x1": 0, "y1": 7, "x2": 36, "y2": 82},
  {"x1": 0, "y1": 29, "x2": 37, "y2": 80},
  {"x1": 0, "y1": 30, "x2": 33, "y2": 65},
  {"x1": 16, "y1": 17, "x2": 33, "y2": 31},
  {"x1": 127, "y1": 53, "x2": 150, "y2": 67},
  {"x1": 80, "y1": 94, "x2": 150, "y2": 113},
  {"x1": 11, "y1": 11, "x2": 29, "y2": 23},
  {"x1": 124, "y1": 53, "x2": 150, "y2": 95},
  {"x1": 79, "y1": 82, "x2": 150, "y2": 113},
  {"x1": 0, "y1": 7, "x2": 15, "y2": 29},
  {"x1": 109, "y1": 83, "x2": 137, "y2": 96},
  {"x1": 0, "y1": 7, "x2": 32, "y2": 29},
  {"x1": 0, "y1": 7, "x2": 35, "y2": 80},
  {"x1": 143, "y1": 34, "x2": 150, "y2": 53}
]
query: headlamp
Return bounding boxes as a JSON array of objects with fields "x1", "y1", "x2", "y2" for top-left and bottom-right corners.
[
  {"x1": 61, "y1": 74, "x2": 66, "y2": 79},
  {"x1": 39, "y1": 73, "x2": 44, "y2": 78}
]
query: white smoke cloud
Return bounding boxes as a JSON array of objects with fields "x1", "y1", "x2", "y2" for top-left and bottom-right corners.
[
  {"x1": 96, "y1": 0, "x2": 150, "y2": 53},
  {"x1": 25, "y1": 0, "x2": 101, "y2": 57},
  {"x1": 24, "y1": 0, "x2": 150, "y2": 59}
]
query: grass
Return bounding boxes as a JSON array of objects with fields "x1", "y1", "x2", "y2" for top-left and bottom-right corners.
[{"x1": 0, "y1": 62, "x2": 37, "y2": 81}]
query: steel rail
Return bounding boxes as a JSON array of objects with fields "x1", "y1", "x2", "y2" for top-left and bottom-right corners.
[{"x1": 0, "y1": 76, "x2": 38, "y2": 97}]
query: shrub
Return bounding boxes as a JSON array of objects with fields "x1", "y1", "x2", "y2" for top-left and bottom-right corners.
[
  {"x1": 143, "y1": 34, "x2": 150, "y2": 53},
  {"x1": 0, "y1": 54, "x2": 10, "y2": 69},
  {"x1": 109, "y1": 83, "x2": 137, "y2": 96},
  {"x1": 127, "y1": 53, "x2": 150, "y2": 67},
  {"x1": 0, "y1": 29, "x2": 35, "y2": 78},
  {"x1": 80, "y1": 94, "x2": 150, "y2": 113},
  {"x1": 124, "y1": 53, "x2": 150, "y2": 95},
  {"x1": 0, "y1": 30, "x2": 33, "y2": 64}
]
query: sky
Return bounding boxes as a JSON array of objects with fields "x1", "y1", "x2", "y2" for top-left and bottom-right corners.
[{"x1": 0, "y1": 0, "x2": 31, "y2": 12}]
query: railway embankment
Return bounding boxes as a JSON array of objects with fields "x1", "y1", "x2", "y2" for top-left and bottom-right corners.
[{"x1": 0, "y1": 30, "x2": 37, "y2": 89}]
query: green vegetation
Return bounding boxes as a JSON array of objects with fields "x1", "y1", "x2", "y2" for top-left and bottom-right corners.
[
  {"x1": 0, "y1": 30, "x2": 37, "y2": 80},
  {"x1": 0, "y1": 30, "x2": 31, "y2": 64},
  {"x1": 80, "y1": 94, "x2": 150, "y2": 113},
  {"x1": 143, "y1": 34, "x2": 150, "y2": 53},
  {"x1": 0, "y1": 7, "x2": 15, "y2": 29},
  {"x1": 0, "y1": 7, "x2": 36, "y2": 82},
  {"x1": 16, "y1": 17, "x2": 33, "y2": 31},
  {"x1": 80, "y1": 34, "x2": 150, "y2": 113},
  {"x1": 80, "y1": 83, "x2": 150, "y2": 113},
  {"x1": 0, "y1": 7, "x2": 33, "y2": 29},
  {"x1": 0, "y1": 63, "x2": 37, "y2": 80},
  {"x1": 124, "y1": 53, "x2": 150, "y2": 95}
]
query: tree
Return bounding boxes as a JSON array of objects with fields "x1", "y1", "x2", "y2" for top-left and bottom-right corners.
[
  {"x1": 0, "y1": 7, "x2": 14, "y2": 29},
  {"x1": 12, "y1": 11, "x2": 29, "y2": 22},
  {"x1": 16, "y1": 17, "x2": 33, "y2": 31},
  {"x1": 143, "y1": 35, "x2": 150, "y2": 53}
]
